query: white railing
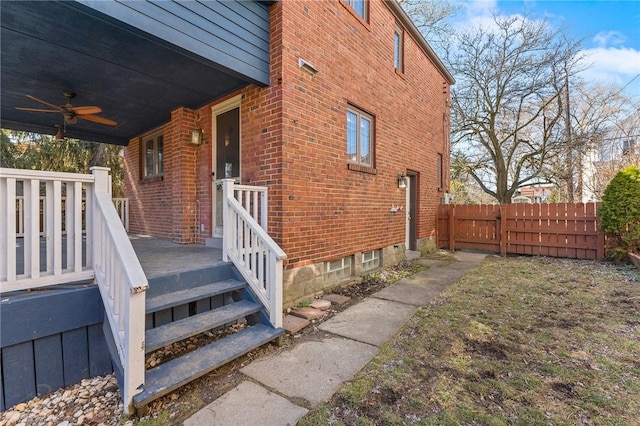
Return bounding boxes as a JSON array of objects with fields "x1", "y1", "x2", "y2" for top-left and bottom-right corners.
[
  {"x1": 0, "y1": 167, "x2": 146, "y2": 415},
  {"x1": 1, "y1": 168, "x2": 94, "y2": 292},
  {"x1": 91, "y1": 168, "x2": 146, "y2": 415},
  {"x1": 233, "y1": 184, "x2": 268, "y2": 231},
  {"x1": 222, "y1": 179, "x2": 286, "y2": 328},
  {"x1": 112, "y1": 198, "x2": 130, "y2": 232},
  {"x1": 14, "y1": 196, "x2": 129, "y2": 236}
]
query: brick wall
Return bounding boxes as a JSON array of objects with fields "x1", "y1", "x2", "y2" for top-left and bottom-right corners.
[
  {"x1": 273, "y1": 0, "x2": 451, "y2": 269},
  {"x1": 123, "y1": 0, "x2": 451, "y2": 275}
]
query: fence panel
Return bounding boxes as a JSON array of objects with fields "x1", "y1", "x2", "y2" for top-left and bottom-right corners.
[{"x1": 437, "y1": 202, "x2": 603, "y2": 260}]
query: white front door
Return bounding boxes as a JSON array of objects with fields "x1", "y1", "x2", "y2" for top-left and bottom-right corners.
[{"x1": 212, "y1": 96, "x2": 241, "y2": 238}]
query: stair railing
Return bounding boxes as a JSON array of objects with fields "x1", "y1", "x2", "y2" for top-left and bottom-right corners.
[
  {"x1": 222, "y1": 179, "x2": 286, "y2": 328},
  {"x1": 91, "y1": 167, "x2": 147, "y2": 415}
]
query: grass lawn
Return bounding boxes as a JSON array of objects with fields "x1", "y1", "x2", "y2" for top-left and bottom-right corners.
[{"x1": 299, "y1": 256, "x2": 640, "y2": 425}]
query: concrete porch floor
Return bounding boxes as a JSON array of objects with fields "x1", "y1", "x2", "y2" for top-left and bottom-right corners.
[{"x1": 129, "y1": 235, "x2": 224, "y2": 280}]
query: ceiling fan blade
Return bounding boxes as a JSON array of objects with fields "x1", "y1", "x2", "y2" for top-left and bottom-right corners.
[
  {"x1": 15, "y1": 107, "x2": 60, "y2": 113},
  {"x1": 80, "y1": 114, "x2": 118, "y2": 126},
  {"x1": 26, "y1": 95, "x2": 61, "y2": 110},
  {"x1": 72, "y1": 106, "x2": 102, "y2": 115}
]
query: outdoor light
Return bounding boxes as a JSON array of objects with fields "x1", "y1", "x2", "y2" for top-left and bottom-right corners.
[
  {"x1": 397, "y1": 173, "x2": 407, "y2": 189},
  {"x1": 54, "y1": 124, "x2": 64, "y2": 142},
  {"x1": 190, "y1": 128, "x2": 202, "y2": 145},
  {"x1": 298, "y1": 58, "x2": 318, "y2": 75}
]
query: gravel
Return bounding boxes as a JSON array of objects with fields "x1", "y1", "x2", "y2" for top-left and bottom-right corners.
[{"x1": 0, "y1": 375, "x2": 126, "y2": 426}]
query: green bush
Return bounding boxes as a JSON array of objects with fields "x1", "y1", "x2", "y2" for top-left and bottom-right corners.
[{"x1": 598, "y1": 165, "x2": 640, "y2": 256}]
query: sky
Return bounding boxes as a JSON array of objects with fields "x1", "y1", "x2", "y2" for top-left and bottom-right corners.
[{"x1": 454, "y1": 0, "x2": 640, "y2": 100}]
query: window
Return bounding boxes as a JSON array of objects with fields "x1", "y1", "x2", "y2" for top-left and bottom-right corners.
[
  {"x1": 394, "y1": 25, "x2": 404, "y2": 72},
  {"x1": 325, "y1": 256, "x2": 353, "y2": 282},
  {"x1": 347, "y1": 107, "x2": 373, "y2": 166},
  {"x1": 344, "y1": 0, "x2": 368, "y2": 21},
  {"x1": 143, "y1": 132, "x2": 163, "y2": 178},
  {"x1": 437, "y1": 153, "x2": 443, "y2": 189},
  {"x1": 362, "y1": 250, "x2": 380, "y2": 272}
]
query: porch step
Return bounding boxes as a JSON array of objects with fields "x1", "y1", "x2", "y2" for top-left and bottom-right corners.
[
  {"x1": 145, "y1": 279, "x2": 245, "y2": 313},
  {"x1": 133, "y1": 323, "x2": 284, "y2": 408},
  {"x1": 145, "y1": 299, "x2": 262, "y2": 353}
]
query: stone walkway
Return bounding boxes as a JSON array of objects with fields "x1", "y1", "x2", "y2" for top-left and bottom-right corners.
[{"x1": 183, "y1": 251, "x2": 487, "y2": 426}]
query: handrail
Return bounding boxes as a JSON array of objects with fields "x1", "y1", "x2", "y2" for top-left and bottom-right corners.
[
  {"x1": 222, "y1": 179, "x2": 286, "y2": 328},
  {"x1": 91, "y1": 167, "x2": 147, "y2": 415}
]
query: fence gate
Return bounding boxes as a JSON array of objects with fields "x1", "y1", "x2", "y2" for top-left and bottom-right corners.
[{"x1": 437, "y1": 202, "x2": 605, "y2": 260}]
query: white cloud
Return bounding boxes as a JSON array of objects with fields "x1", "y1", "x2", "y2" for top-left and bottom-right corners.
[
  {"x1": 579, "y1": 46, "x2": 640, "y2": 86},
  {"x1": 593, "y1": 31, "x2": 627, "y2": 48}
]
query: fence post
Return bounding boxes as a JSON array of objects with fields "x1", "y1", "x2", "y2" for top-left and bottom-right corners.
[
  {"x1": 448, "y1": 205, "x2": 455, "y2": 252},
  {"x1": 500, "y1": 204, "x2": 507, "y2": 256}
]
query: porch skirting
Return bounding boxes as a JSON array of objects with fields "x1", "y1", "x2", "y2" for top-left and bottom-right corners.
[{"x1": 0, "y1": 284, "x2": 112, "y2": 411}]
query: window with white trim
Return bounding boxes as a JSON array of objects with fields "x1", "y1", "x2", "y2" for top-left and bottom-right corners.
[
  {"x1": 143, "y1": 132, "x2": 163, "y2": 178},
  {"x1": 394, "y1": 25, "x2": 404, "y2": 72},
  {"x1": 437, "y1": 153, "x2": 443, "y2": 189},
  {"x1": 344, "y1": 0, "x2": 368, "y2": 21},
  {"x1": 347, "y1": 107, "x2": 373, "y2": 166}
]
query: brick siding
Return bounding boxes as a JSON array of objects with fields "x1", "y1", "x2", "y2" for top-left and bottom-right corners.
[{"x1": 123, "y1": 0, "x2": 451, "y2": 270}]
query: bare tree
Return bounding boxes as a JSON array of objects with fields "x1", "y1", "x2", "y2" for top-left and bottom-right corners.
[
  {"x1": 545, "y1": 82, "x2": 632, "y2": 202},
  {"x1": 398, "y1": 0, "x2": 461, "y2": 52},
  {"x1": 448, "y1": 15, "x2": 583, "y2": 203}
]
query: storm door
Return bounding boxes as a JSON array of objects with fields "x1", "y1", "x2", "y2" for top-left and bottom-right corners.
[{"x1": 212, "y1": 99, "x2": 240, "y2": 238}]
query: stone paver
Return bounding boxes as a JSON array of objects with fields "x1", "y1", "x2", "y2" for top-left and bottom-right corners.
[
  {"x1": 319, "y1": 298, "x2": 417, "y2": 346},
  {"x1": 290, "y1": 307, "x2": 325, "y2": 320},
  {"x1": 323, "y1": 294, "x2": 351, "y2": 305},
  {"x1": 283, "y1": 314, "x2": 310, "y2": 334},
  {"x1": 183, "y1": 381, "x2": 308, "y2": 426},
  {"x1": 241, "y1": 337, "x2": 378, "y2": 406},
  {"x1": 311, "y1": 299, "x2": 332, "y2": 310}
]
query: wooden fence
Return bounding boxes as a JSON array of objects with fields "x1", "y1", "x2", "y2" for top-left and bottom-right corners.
[{"x1": 437, "y1": 203, "x2": 605, "y2": 260}]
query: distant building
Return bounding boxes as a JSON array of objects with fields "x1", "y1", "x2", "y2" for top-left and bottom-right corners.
[
  {"x1": 582, "y1": 111, "x2": 640, "y2": 202},
  {"x1": 518, "y1": 184, "x2": 553, "y2": 203}
]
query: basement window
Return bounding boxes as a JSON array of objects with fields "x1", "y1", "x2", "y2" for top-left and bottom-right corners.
[
  {"x1": 325, "y1": 256, "x2": 353, "y2": 282},
  {"x1": 362, "y1": 250, "x2": 380, "y2": 272}
]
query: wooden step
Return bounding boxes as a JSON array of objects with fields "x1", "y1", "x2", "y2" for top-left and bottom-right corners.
[
  {"x1": 133, "y1": 323, "x2": 284, "y2": 408},
  {"x1": 145, "y1": 279, "x2": 245, "y2": 314},
  {"x1": 145, "y1": 300, "x2": 262, "y2": 353}
]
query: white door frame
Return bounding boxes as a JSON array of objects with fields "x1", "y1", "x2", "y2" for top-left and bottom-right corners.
[
  {"x1": 211, "y1": 95, "x2": 242, "y2": 238},
  {"x1": 405, "y1": 177, "x2": 411, "y2": 250}
]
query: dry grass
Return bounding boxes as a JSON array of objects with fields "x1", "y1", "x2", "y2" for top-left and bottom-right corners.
[{"x1": 299, "y1": 256, "x2": 640, "y2": 425}]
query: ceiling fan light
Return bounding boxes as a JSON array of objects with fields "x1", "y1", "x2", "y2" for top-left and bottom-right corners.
[{"x1": 54, "y1": 126, "x2": 64, "y2": 141}]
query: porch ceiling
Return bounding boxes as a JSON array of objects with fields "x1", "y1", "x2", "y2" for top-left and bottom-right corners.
[{"x1": 1, "y1": 1, "x2": 262, "y2": 146}]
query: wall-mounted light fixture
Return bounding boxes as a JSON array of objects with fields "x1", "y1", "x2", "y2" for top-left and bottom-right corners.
[
  {"x1": 397, "y1": 173, "x2": 407, "y2": 189},
  {"x1": 298, "y1": 58, "x2": 318, "y2": 75},
  {"x1": 190, "y1": 128, "x2": 203, "y2": 145}
]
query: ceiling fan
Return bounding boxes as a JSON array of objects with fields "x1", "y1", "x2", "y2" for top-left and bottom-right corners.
[{"x1": 15, "y1": 90, "x2": 118, "y2": 126}]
